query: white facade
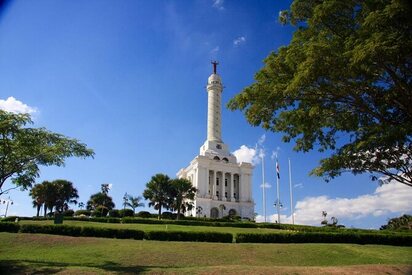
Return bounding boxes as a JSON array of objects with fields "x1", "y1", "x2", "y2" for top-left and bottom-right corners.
[{"x1": 177, "y1": 63, "x2": 254, "y2": 219}]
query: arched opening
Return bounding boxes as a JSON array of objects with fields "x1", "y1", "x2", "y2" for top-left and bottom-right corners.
[
  {"x1": 210, "y1": 207, "x2": 219, "y2": 219},
  {"x1": 213, "y1": 156, "x2": 220, "y2": 161},
  {"x1": 222, "y1": 157, "x2": 229, "y2": 163},
  {"x1": 229, "y1": 209, "x2": 237, "y2": 217}
]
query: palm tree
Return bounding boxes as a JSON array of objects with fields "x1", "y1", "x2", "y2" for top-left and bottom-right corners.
[
  {"x1": 30, "y1": 184, "x2": 46, "y2": 217},
  {"x1": 78, "y1": 202, "x2": 85, "y2": 210},
  {"x1": 42, "y1": 181, "x2": 57, "y2": 217},
  {"x1": 126, "y1": 195, "x2": 145, "y2": 213},
  {"x1": 122, "y1": 192, "x2": 129, "y2": 210},
  {"x1": 53, "y1": 179, "x2": 79, "y2": 213},
  {"x1": 170, "y1": 178, "x2": 197, "y2": 220},
  {"x1": 143, "y1": 173, "x2": 172, "y2": 220}
]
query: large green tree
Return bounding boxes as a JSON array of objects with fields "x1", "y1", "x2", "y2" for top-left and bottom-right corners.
[
  {"x1": 0, "y1": 110, "x2": 94, "y2": 195},
  {"x1": 87, "y1": 184, "x2": 115, "y2": 216},
  {"x1": 143, "y1": 173, "x2": 172, "y2": 219},
  {"x1": 170, "y1": 178, "x2": 197, "y2": 220},
  {"x1": 228, "y1": 0, "x2": 412, "y2": 186}
]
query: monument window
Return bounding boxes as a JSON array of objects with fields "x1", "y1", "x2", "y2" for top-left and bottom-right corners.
[
  {"x1": 213, "y1": 156, "x2": 220, "y2": 161},
  {"x1": 225, "y1": 179, "x2": 228, "y2": 186},
  {"x1": 234, "y1": 193, "x2": 236, "y2": 198},
  {"x1": 216, "y1": 144, "x2": 222, "y2": 149},
  {"x1": 222, "y1": 157, "x2": 228, "y2": 163},
  {"x1": 225, "y1": 192, "x2": 227, "y2": 198},
  {"x1": 216, "y1": 191, "x2": 219, "y2": 197}
]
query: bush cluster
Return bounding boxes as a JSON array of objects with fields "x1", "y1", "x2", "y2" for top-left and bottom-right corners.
[
  {"x1": 135, "y1": 211, "x2": 152, "y2": 218},
  {"x1": 74, "y1": 210, "x2": 91, "y2": 216}
]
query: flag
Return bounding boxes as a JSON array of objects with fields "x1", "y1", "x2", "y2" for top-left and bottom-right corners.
[{"x1": 276, "y1": 160, "x2": 280, "y2": 179}]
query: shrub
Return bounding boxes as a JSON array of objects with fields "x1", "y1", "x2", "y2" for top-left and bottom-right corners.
[
  {"x1": 74, "y1": 210, "x2": 91, "y2": 216},
  {"x1": 1, "y1": 216, "x2": 20, "y2": 222},
  {"x1": 144, "y1": 231, "x2": 233, "y2": 243},
  {"x1": 0, "y1": 222, "x2": 20, "y2": 232},
  {"x1": 63, "y1": 210, "x2": 75, "y2": 217},
  {"x1": 115, "y1": 229, "x2": 145, "y2": 240},
  {"x1": 92, "y1": 206, "x2": 109, "y2": 217},
  {"x1": 119, "y1": 209, "x2": 134, "y2": 218},
  {"x1": 19, "y1": 224, "x2": 82, "y2": 237},
  {"x1": 135, "y1": 211, "x2": 152, "y2": 218},
  {"x1": 108, "y1": 209, "x2": 120, "y2": 217},
  {"x1": 80, "y1": 226, "x2": 144, "y2": 239},
  {"x1": 161, "y1": 212, "x2": 173, "y2": 220}
]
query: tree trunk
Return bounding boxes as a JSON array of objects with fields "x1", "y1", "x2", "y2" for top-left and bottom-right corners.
[
  {"x1": 36, "y1": 204, "x2": 41, "y2": 217},
  {"x1": 44, "y1": 204, "x2": 47, "y2": 217},
  {"x1": 158, "y1": 205, "x2": 161, "y2": 220},
  {"x1": 176, "y1": 207, "x2": 180, "y2": 220}
]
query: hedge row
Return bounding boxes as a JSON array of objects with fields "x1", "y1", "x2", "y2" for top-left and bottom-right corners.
[
  {"x1": 1, "y1": 222, "x2": 411, "y2": 245},
  {"x1": 235, "y1": 232, "x2": 412, "y2": 246},
  {"x1": 0, "y1": 223, "x2": 231, "y2": 243}
]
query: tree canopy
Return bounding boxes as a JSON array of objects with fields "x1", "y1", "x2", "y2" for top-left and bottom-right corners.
[
  {"x1": 0, "y1": 110, "x2": 94, "y2": 195},
  {"x1": 125, "y1": 194, "x2": 145, "y2": 213},
  {"x1": 228, "y1": 0, "x2": 412, "y2": 186},
  {"x1": 30, "y1": 179, "x2": 79, "y2": 217},
  {"x1": 169, "y1": 178, "x2": 197, "y2": 220},
  {"x1": 143, "y1": 173, "x2": 173, "y2": 220},
  {"x1": 87, "y1": 184, "x2": 115, "y2": 215}
]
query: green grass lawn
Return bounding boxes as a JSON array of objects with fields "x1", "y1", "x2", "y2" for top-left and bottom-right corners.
[
  {"x1": 19, "y1": 219, "x2": 285, "y2": 234},
  {"x1": 0, "y1": 233, "x2": 411, "y2": 274}
]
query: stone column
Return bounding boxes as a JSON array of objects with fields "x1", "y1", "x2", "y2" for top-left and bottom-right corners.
[
  {"x1": 238, "y1": 174, "x2": 242, "y2": 202},
  {"x1": 231, "y1": 173, "x2": 235, "y2": 202},
  {"x1": 222, "y1": 172, "x2": 226, "y2": 201},
  {"x1": 213, "y1": 170, "x2": 218, "y2": 200}
]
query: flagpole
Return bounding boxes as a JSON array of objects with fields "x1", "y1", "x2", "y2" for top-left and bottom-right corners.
[
  {"x1": 276, "y1": 158, "x2": 280, "y2": 224},
  {"x1": 288, "y1": 158, "x2": 294, "y2": 225},
  {"x1": 261, "y1": 153, "x2": 266, "y2": 222}
]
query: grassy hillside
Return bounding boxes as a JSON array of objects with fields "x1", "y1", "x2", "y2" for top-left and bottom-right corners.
[{"x1": 0, "y1": 233, "x2": 411, "y2": 274}]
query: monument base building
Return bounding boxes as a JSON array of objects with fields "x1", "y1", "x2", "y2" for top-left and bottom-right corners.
[{"x1": 177, "y1": 62, "x2": 254, "y2": 219}]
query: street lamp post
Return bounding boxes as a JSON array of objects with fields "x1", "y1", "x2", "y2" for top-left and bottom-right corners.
[{"x1": 2, "y1": 197, "x2": 13, "y2": 217}]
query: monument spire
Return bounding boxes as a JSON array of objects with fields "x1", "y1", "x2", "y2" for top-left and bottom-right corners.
[{"x1": 206, "y1": 61, "x2": 223, "y2": 142}]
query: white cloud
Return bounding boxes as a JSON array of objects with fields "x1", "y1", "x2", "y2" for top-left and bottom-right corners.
[
  {"x1": 271, "y1": 147, "x2": 281, "y2": 160},
  {"x1": 232, "y1": 145, "x2": 260, "y2": 165},
  {"x1": 0, "y1": 97, "x2": 37, "y2": 114},
  {"x1": 233, "y1": 36, "x2": 246, "y2": 47},
  {"x1": 260, "y1": 182, "x2": 272, "y2": 189},
  {"x1": 294, "y1": 183, "x2": 304, "y2": 189},
  {"x1": 257, "y1": 134, "x2": 266, "y2": 146},
  {"x1": 289, "y1": 181, "x2": 412, "y2": 226},
  {"x1": 210, "y1": 46, "x2": 219, "y2": 55},
  {"x1": 212, "y1": 0, "x2": 224, "y2": 10}
]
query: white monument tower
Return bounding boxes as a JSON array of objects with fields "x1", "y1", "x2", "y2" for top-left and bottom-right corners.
[{"x1": 177, "y1": 62, "x2": 254, "y2": 219}]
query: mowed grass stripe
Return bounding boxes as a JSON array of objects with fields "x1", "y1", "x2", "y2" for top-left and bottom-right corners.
[{"x1": 0, "y1": 233, "x2": 411, "y2": 274}]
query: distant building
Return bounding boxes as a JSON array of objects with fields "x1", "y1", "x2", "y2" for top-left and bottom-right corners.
[{"x1": 177, "y1": 62, "x2": 254, "y2": 219}]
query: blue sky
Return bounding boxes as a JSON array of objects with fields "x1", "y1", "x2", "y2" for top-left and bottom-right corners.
[{"x1": 0, "y1": 0, "x2": 410, "y2": 229}]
